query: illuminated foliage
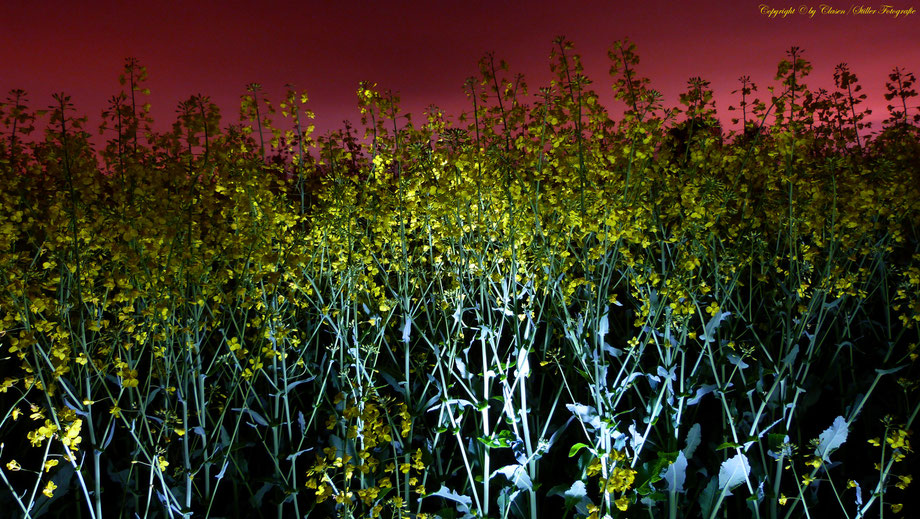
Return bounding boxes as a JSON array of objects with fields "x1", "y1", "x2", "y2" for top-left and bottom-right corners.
[{"x1": 0, "y1": 45, "x2": 918, "y2": 519}]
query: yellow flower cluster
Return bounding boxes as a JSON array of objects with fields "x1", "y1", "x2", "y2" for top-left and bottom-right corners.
[
  {"x1": 308, "y1": 393, "x2": 421, "y2": 515},
  {"x1": 886, "y1": 428, "x2": 912, "y2": 451},
  {"x1": 583, "y1": 449, "x2": 635, "y2": 514}
]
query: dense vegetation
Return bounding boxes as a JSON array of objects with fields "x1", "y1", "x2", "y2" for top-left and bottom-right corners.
[{"x1": 0, "y1": 40, "x2": 918, "y2": 519}]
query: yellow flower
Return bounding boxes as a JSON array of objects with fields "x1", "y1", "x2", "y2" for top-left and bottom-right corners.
[
  {"x1": 886, "y1": 428, "x2": 911, "y2": 451},
  {"x1": 896, "y1": 475, "x2": 912, "y2": 490},
  {"x1": 343, "y1": 406, "x2": 359, "y2": 420},
  {"x1": 6, "y1": 460, "x2": 21, "y2": 471},
  {"x1": 890, "y1": 503, "x2": 903, "y2": 513},
  {"x1": 357, "y1": 486, "x2": 380, "y2": 505},
  {"x1": 315, "y1": 482, "x2": 332, "y2": 503},
  {"x1": 609, "y1": 466, "x2": 637, "y2": 492},
  {"x1": 62, "y1": 419, "x2": 82, "y2": 449},
  {"x1": 778, "y1": 493, "x2": 788, "y2": 505},
  {"x1": 412, "y1": 448, "x2": 425, "y2": 470},
  {"x1": 586, "y1": 458, "x2": 603, "y2": 477},
  {"x1": 323, "y1": 446, "x2": 336, "y2": 460},
  {"x1": 42, "y1": 480, "x2": 56, "y2": 498},
  {"x1": 43, "y1": 459, "x2": 59, "y2": 472},
  {"x1": 615, "y1": 496, "x2": 630, "y2": 511},
  {"x1": 705, "y1": 301, "x2": 720, "y2": 316},
  {"x1": 157, "y1": 456, "x2": 169, "y2": 472},
  {"x1": 27, "y1": 420, "x2": 59, "y2": 447},
  {"x1": 334, "y1": 490, "x2": 353, "y2": 505},
  {"x1": 586, "y1": 504, "x2": 600, "y2": 519}
]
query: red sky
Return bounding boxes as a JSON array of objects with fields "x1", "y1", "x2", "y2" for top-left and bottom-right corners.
[{"x1": 2, "y1": 0, "x2": 919, "y2": 143}]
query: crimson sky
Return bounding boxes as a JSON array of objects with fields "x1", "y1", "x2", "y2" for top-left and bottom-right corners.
[{"x1": 3, "y1": 0, "x2": 919, "y2": 142}]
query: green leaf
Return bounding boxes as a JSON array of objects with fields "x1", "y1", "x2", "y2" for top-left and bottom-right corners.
[
  {"x1": 644, "y1": 491, "x2": 668, "y2": 502},
  {"x1": 699, "y1": 478, "x2": 719, "y2": 519},
  {"x1": 683, "y1": 423, "x2": 702, "y2": 459},
  {"x1": 569, "y1": 442, "x2": 590, "y2": 458},
  {"x1": 767, "y1": 433, "x2": 787, "y2": 451}
]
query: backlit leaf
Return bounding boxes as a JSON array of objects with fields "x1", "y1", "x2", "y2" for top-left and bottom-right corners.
[
  {"x1": 816, "y1": 415, "x2": 848, "y2": 461},
  {"x1": 718, "y1": 453, "x2": 750, "y2": 491}
]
